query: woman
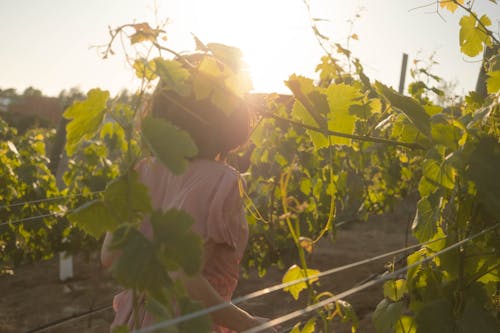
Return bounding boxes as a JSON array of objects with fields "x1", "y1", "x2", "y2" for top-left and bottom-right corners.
[{"x1": 101, "y1": 56, "x2": 277, "y2": 333}]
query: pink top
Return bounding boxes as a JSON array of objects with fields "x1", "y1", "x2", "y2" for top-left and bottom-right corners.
[{"x1": 110, "y1": 157, "x2": 249, "y2": 332}]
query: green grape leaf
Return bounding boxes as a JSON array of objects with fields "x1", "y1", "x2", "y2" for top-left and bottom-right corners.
[
  {"x1": 154, "y1": 58, "x2": 191, "y2": 97},
  {"x1": 375, "y1": 81, "x2": 431, "y2": 138},
  {"x1": 439, "y1": 0, "x2": 464, "y2": 13},
  {"x1": 111, "y1": 228, "x2": 171, "y2": 293},
  {"x1": 383, "y1": 279, "x2": 408, "y2": 302},
  {"x1": 422, "y1": 157, "x2": 456, "y2": 190},
  {"x1": 103, "y1": 171, "x2": 152, "y2": 223},
  {"x1": 372, "y1": 299, "x2": 403, "y2": 333},
  {"x1": 302, "y1": 318, "x2": 316, "y2": 333},
  {"x1": 192, "y1": 56, "x2": 245, "y2": 115},
  {"x1": 286, "y1": 75, "x2": 329, "y2": 125},
  {"x1": 141, "y1": 116, "x2": 198, "y2": 175},
  {"x1": 291, "y1": 100, "x2": 329, "y2": 150},
  {"x1": 394, "y1": 316, "x2": 416, "y2": 333},
  {"x1": 63, "y1": 88, "x2": 109, "y2": 156},
  {"x1": 486, "y1": 70, "x2": 500, "y2": 94},
  {"x1": 286, "y1": 75, "x2": 330, "y2": 149},
  {"x1": 133, "y1": 58, "x2": 157, "y2": 81},
  {"x1": 412, "y1": 194, "x2": 440, "y2": 243},
  {"x1": 282, "y1": 264, "x2": 320, "y2": 300},
  {"x1": 100, "y1": 121, "x2": 127, "y2": 152},
  {"x1": 151, "y1": 209, "x2": 203, "y2": 275},
  {"x1": 67, "y1": 200, "x2": 119, "y2": 238},
  {"x1": 207, "y1": 42, "x2": 244, "y2": 72},
  {"x1": 459, "y1": 14, "x2": 492, "y2": 57},
  {"x1": 430, "y1": 114, "x2": 462, "y2": 150},
  {"x1": 289, "y1": 318, "x2": 316, "y2": 333},
  {"x1": 326, "y1": 84, "x2": 362, "y2": 146}
]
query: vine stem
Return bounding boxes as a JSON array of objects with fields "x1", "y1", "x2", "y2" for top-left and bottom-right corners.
[
  {"x1": 279, "y1": 162, "x2": 315, "y2": 303},
  {"x1": 453, "y1": 0, "x2": 500, "y2": 46},
  {"x1": 260, "y1": 111, "x2": 425, "y2": 150}
]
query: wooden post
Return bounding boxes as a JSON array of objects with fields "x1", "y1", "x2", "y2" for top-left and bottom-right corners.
[
  {"x1": 52, "y1": 104, "x2": 74, "y2": 282},
  {"x1": 398, "y1": 53, "x2": 409, "y2": 94},
  {"x1": 59, "y1": 251, "x2": 74, "y2": 281}
]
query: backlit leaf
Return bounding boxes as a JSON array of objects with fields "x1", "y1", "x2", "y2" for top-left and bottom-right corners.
[
  {"x1": 422, "y1": 157, "x2": 455, "y2": 190},
  {"x1": 302, "y1": 318, "x2": 316, "y2": 333},
  {"x1": 141, "y1": 116, "x2": 198, "y2": 174},
  {"x1": 486, "y1": 70, "x2": 500, "y2": 94},
  {"x1": 459, "y1": 14, "x2": 492, "y2": 57},
  {"x1": 375, "y1": 81, "x2": 431, "y2": 138},
  {"x1": 282, "y1": 264, "x2": 320, "y2": 300},
  {"x1": 439, "y1": 0, "x2": 463, "y2": 13},
  {"x1": 133, "y1": 58, "x2": 157, "y2": 81},
  {"x1": 394, "y1": 316, "x2": 416, "y2": 333},
  {"x1": 412, "y1": 194, "x2": 440, "y2": 243},
  {"x1": 430, "y1": 114, "x2": 462, "y2": 150},
  {"x1": 154, "y1": 58, "x2": 191, "y2": 97},
  {"x1": 291, "y1": 100, "x2": 329, "y2": 150},
  {"x1": 207, "y1": 43, "x2": 244, "y2": 72},
  {"x1": 63, "y1": 88, "x2": 109, "y2": 156},
  {"x1": 326, "y1": 84, "x2": 362, "y2": 146},
  {"x1": 383, "y1": 279, "x2": 408, "y2": 302}
]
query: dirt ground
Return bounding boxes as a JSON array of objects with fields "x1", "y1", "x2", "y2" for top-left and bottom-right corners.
[{"x1": 0, "y1": 201, "x2": 415, "y2": 333}]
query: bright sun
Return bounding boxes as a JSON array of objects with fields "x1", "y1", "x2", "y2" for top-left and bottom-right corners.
[{"x1": 183, "y1": 0, "x2": 320, "y2": 93}]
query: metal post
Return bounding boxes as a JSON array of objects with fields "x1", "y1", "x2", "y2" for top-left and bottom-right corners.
[{"x1": 398, "y1": 53, "x2": 409, "y2": 94}]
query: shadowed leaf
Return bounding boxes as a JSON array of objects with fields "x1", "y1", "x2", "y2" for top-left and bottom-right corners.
[{"x1": 141, "y1": 116, "x2": 198, "y2": 174}]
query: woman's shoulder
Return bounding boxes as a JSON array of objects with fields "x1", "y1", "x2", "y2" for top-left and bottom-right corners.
[
  {"x1": 190, "y1": 158, "x2": 240, "y2": 177},
  {"x1": 136, "y1": 156, "x2": 241, "y2": 187}
]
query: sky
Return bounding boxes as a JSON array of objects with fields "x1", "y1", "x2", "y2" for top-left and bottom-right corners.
[{"x1": 0, "y1": 0, "x2": 499, "y2": 97}]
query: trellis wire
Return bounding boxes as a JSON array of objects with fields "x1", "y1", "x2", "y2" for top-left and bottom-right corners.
[
  {"x1": 242, "y1": 222, "x2": 500, "y2": 333},
  {"x1": 0, "y1": 190, "x2": 104, "y2": 210},
  {"x1": 132, "y1": 234, "x2": 451, "y2": 333},
  {"x1": 0, "y1": 212, "x2": 65, "y2": 227}
]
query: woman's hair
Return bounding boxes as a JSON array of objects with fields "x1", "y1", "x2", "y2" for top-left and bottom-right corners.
[{"x1": 148, "y1": 54, "x2": 251, "y2": 159}]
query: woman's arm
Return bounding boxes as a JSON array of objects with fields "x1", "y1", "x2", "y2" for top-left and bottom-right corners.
[
  {"x1": 174, "y1": 271, "x2": 276, "y2": 332},
  {"x1": 101, "y1": 231, "x2": 121, "y2": 269}
]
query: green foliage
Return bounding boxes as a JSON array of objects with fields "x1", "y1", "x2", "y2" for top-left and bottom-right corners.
[
  {"x1": 459, "y1": 14, "x2": 492, "y2": 57},
  {"x1": 282, "y1": 264, "x2": 320, "y2": 300},
  {"x1": 141, "y1": 116, "x2": 198, "y2": 174},
  {"x1": 3, "y1": 3, "x2": 500, "y2": 332},
  {"x1": 63, "y1": 88, "x2": 109, "y2": 156}
]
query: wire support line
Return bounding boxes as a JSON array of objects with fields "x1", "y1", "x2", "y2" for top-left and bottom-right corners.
[
  {"x1": 26, "y1": 304, "x2": 112, "y2": 333},
  {"x1": 0, "y1": 190, "x2": 104, "y2": 210},
  {"x1": 132, "y1": 236, "x2": 448, "y2": 333},
  {"x1": 0, "y1": 211, "x2": 68, "y2": 227},
  {"x1": 243, "y1": 222, "x2": 500, "y2": 333}
]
